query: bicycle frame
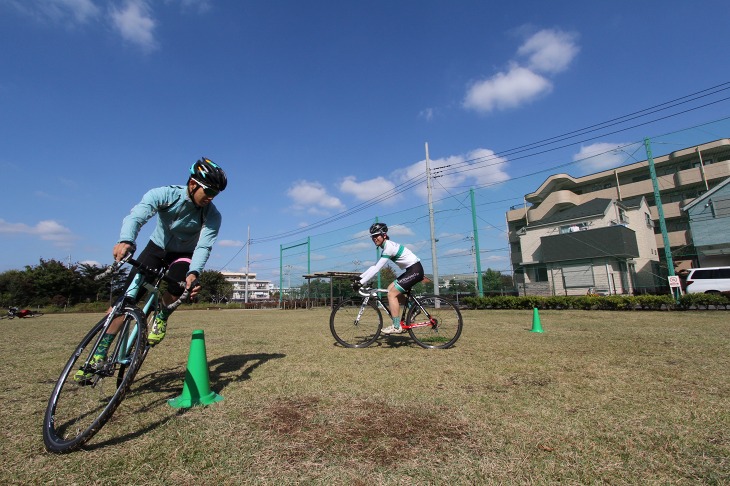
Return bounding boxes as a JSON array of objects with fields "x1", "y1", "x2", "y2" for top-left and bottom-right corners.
[
  {"x1": 81, "y1": 265, "x2": 164, "y2": 373},
  {"x1": 358, "y1": 288, "x2": 436, "y2": 330}
]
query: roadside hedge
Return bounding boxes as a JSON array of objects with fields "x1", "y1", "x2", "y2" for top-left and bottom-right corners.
[{"x1": 462, "y1": 293, "x2": 730, "y2": 311}]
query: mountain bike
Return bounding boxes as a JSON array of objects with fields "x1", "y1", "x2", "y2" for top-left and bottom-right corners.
[
  {"x1": 330, "y1": 285, "x2": 463, "y2": 349},
  {"x1": 42, "y1": 254, "x2": 192, "y2": 453}
]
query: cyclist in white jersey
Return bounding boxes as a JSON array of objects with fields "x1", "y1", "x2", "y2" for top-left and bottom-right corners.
[{"x1": 355, "y1": 222, "x2": 425, "y2": 334}]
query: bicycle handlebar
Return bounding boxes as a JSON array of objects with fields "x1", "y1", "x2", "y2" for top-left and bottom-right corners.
[
  {"x1": 95, "y1": 254, "x2": 193, "y2": 311},
  {"x1": 357, "y1": 286, "x2": 388, "y2": 297}
]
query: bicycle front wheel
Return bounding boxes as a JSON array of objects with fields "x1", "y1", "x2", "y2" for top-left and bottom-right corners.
[
  {"x1": 406, "y1": 295, "x2": 463, "y2": 349},
  {"x1": 43, "y1": 305, "x2": 148, "y2": 453},
  {"x1": 330, "y1": 298, "x2": 383, "y2": 348}
]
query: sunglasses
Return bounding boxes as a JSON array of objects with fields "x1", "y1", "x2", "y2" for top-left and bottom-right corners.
[
  {"x1": 195, "y1": 180, "x2": 219, "y2": 197},
  {"x1": 371, "y1": 234, "x2": 384, "y2": 240}
]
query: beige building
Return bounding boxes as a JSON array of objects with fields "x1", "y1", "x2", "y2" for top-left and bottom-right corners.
[
  {"x1": 221, "y1": 272, "x2": 272, "y2": 302},
  {"x1": 506, "y1": 138, "x2": 730, "y2": 295}
]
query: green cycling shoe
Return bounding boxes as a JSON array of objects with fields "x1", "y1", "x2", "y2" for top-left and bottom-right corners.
[
  {"x1": 73, "y1": 354, "x2": 106, "y2": 385},
  {"x1": 147, "y1": 316, "x2": 168, "y2": 346}
]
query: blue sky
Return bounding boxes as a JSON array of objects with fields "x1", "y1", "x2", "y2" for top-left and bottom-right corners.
[{"x1": 2, "y1": 0, "x2": 730, "y2": 285}]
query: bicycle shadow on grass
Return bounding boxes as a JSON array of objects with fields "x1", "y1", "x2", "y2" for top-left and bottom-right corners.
[
  {"x1": 83, "y1": 352, "x2": 285, "y2": 451},
  {"x1": 332, "y1": 335, "x2": 422, "y2": 349}
]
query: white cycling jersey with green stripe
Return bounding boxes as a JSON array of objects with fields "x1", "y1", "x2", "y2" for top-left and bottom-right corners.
[{"x1": 359, "y1": 240, "x2": 420, "y2": 284}]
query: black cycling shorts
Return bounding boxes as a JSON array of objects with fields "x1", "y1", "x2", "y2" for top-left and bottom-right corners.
[
  {"x1": 394, "y1": 261, "x2": 425, "y2": 293},
  {"x1": 124, "y1": 241, "x2": 192, "y2": 298}
]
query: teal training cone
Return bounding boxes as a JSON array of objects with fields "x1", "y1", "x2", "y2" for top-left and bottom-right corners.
[
  {"x1": 168, "y1": 330, "x2": 223, "y2": 409},
  {"x1": 530, "y1": 308, "x2": 544, "y2": 333}
]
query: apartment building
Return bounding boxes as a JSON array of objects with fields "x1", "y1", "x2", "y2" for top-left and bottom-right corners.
[
  {"x1": 506, "y1": 138, "x2": 730, "y2": 295},
  {"x1": 221, "y1": 271, "x2": 272, "y2": 302}
]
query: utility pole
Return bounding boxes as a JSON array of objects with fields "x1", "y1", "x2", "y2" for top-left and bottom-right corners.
[
  {"x1": 244, "y1": 226, "x2": 250, "y2": 304},
  {"x1": 644, "y1": 138, "x2": 678, "y2": 301},
  {"x1": 470, "y1": 188, "x2": 483, "y2": 297},
  {"x1": 425, "y1": 143, "x2": 439, "y2": 296}
]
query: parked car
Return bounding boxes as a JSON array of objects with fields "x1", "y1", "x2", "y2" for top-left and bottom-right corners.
[{"x1": 684, "y1": 266, "x2": 730, "y2": 294}]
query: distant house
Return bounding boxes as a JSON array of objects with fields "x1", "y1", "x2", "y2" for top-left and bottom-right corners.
[
  {"x1": 514, "y1": 197, "x2": 660, "y2": 296},
  {"x1": 682, "y1": 177, "x2": 730, "y2": 267}
]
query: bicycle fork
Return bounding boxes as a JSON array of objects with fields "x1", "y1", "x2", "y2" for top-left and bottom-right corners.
[{"x1": 353, "y1": 295, "x2": 371, "y2": 325}]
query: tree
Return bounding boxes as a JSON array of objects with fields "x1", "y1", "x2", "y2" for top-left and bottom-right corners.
[
  {"x1": 24, "y1": 259, "x2": 83, "y2": 307},
  {"x1": 480, "y1": 268, "x2": 515, "y2": 294},
  {"x1": 0, "y1": 270, "x2": 31, "y2": 307},
  {"x1": 447, "y1": 280, "x2": 476, "y2": 295},
  {"x1": 375, "y1": 266, "x2": 397, "y2": 289},
  {"x1": 77, "y1": 262, "x2": 128, "y2": 304},
  {"x1": 306, "y1": 278, "x2": 331, "y2": 300},
  {"x1": 198, "y1": 270, "x2": 233, "y2": 303},
  {"x1": 481, "y1": 268, "x2": 503, "y2": 292}
]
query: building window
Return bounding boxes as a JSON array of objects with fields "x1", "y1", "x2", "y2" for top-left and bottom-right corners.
[
  {"x1": 618, "y1": 208, "x2": 628, "y2": 224},
  {"x1": 534, "y1": 266, "x2": 548, "y2": 282},
  {"x1": 560, "y1": 222, "x2": 589, "y2": 234},
  {"x1": 645, "y1": 212, "x2": 654, "y2": 228}
]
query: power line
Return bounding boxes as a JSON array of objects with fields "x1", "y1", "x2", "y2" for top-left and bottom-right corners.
[{"x1": 220, "y1": 83, "x2": 730, "y2": 273}]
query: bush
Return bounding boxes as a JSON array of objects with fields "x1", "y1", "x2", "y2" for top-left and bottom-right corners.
[
  {"x1": 461, "y1": 293, "x2": 708, "y2": 311},
  {"x1": 678, "y1": 292, "x2": 730, "y2": 310}
]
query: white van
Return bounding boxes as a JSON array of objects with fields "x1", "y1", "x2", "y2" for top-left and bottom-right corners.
[{"x1": 684, "y1": 266, "x2": 730, "y2": 294}]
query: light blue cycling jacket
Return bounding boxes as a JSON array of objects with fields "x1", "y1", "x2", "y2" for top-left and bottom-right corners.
[{"x1": 118, "y1": 185, "x2": 222, "y2": 276}]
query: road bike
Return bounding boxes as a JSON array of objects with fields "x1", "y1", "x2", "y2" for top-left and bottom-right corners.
[
  {"x1": 330, "y1": 285, "x2": 463, "y2": 349},
  {"x1": 0, "y1": 307, "x2": 44, "y2": 319},
  {"x1": 42, "y1": 255, "x2": 192, "y2": 453}
]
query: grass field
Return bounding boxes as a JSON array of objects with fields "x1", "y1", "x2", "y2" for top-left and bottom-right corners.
[{"x1": 1, "y1": 308, "x2": 728, "y2": 484}]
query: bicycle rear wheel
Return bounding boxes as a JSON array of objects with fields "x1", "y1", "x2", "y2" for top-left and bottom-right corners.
[
  {"x1": 330, "y1": 298, "x2": 383, "y2": 348},
  {"x1": 406, "y1": 295, "x2": 463, "y2": 349},
  {"x1": 43, "y1": 305, "x2": 148, "y2": 453}
]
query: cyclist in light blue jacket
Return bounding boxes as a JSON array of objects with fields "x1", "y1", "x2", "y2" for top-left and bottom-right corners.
[
  {"x1": 74, "y1": 157, "x2": 227, "y2": 382},
  {"x1": 113, "y1": 157, "x2": 227, "y2": 346},
  {"x1": 113, "y1": 158, "x2": 226, "y2": 344}
]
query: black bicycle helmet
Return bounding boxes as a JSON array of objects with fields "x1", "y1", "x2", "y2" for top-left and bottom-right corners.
[
  {"x1": 190, "y1": 157, "x2": 228, "y2": 192},
  {"x1": 369, "y1": 222, "x2": 388, "y2": 236}
]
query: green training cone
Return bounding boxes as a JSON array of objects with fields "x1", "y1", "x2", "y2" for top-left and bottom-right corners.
[
  {"x1": 169, "y1": 330, "x2": 223, "y2": 409},
  {"x1": 530, "y1": 308, "x2": 544, "y2": 333}
]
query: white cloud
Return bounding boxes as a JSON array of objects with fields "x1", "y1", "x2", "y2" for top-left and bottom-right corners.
[
  {"x1": 573, "y1": 142, "x2": 631, "y2": 173},
  {"x1": 419, "y1": 107, "x2": 435, "y2": 121},
  {"x1": 6, "y1": 0, "x2": 214, "y2": 51},
  {"x1": 4, "y1": 0, "x2": 100, "y2": 24},
  {"x1": 175, "y1": 0, "x2": 212, "y2": 13},
  {"x1": 0, "y1": 219, "x2": 77, "y2": 246},
  {"x1": 353, "y1": 224, "x2": 415, "y2": 240},
  {"x1": 58, "y1": 0, "x2": 100, "y2": 22},
  {"x1": 79, "y1": 259, "x2": 102, "y2": 267},
  {"x1": 464, "y1": 64, "x2": 551, "y2": 113},
  {"x1": 463, "y1": 28, "x2": 579, "y2": 114},
  {"x1": 218, "y1": 239, "x2": 244, "y2": 247},
  {"x1": 393, "y1": 148, "x2": 510, "y2": 199},
  {"x1": 339, "y1": 176, "x2": 396, "y2": 202},
  {"x1": 287, "y1": 180, "x2": 345, "y2": 214},
  {"x1": 517, "y1": 29, "x2": 580, "y2": 74},
  {"x1": 110, "y1": 0, "x2": 158, "y2": 51}
]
